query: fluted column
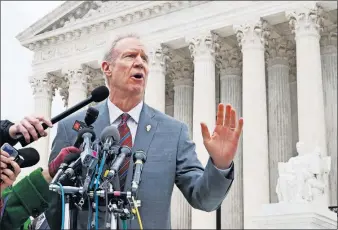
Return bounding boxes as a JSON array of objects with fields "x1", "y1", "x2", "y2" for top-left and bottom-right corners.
[
  {"x1": 320, "y1": 29, "x2": 337, "y2": 206},
  {"x1": 217, "y1": 47, "x2": 243, "y2": 229},
  {"x1": 145, "y1": 45, "x2": 171, "y2": 113},
  {"x1": 64, "y1": 65, "x2": 89, "y2": 108},
  {"x1": 170, "y1": 59, "x2": 194, "y2": 229},
  {"x1": 289, "y1": 53, "x2": 299, "y2": 156},
  {"x1": 29, "y1": 74, "x2": 57, "y2": 168},
  {"x1": 234, "y1": 20, "x2": 270, "y2": 228},
  {"x1": 266, "y1": 38, "x2": 294, "y2": 203},
  {"x1": 188, "y1": 32, "x2": 219, "y2": 229},
  {"x1": 286, "y1": 4, "x2": 328, "y2": 158}
]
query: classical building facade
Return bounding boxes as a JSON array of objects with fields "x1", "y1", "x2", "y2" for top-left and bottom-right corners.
[{"x1": 17, "y1": 1, "x2": 337, "y2": 229}]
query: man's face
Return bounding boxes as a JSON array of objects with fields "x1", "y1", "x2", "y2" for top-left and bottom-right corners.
[{"x1": 102, "y1": 37, "x2": 149, "y2": 97}]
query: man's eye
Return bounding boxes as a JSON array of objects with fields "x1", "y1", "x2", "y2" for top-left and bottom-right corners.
[{"x1": 126, "y1": 54, "x2": 136, "y2": 58}]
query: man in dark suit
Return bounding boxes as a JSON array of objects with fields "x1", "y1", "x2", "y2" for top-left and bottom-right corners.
[{"x1": 45, "y1": 34, "x2": 244, "y2": 229}]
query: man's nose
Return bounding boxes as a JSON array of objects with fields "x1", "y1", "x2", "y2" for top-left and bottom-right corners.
[{"x1": 133, "y1": 55, "x2": 144, "y2": 68}]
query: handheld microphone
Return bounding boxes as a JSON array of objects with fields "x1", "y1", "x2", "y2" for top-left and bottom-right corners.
[
  {"x1": 0, "y1": 147, "x2": 40, "y2": 183},
  {"x1": 17, "y1": 86, "x2": 109, "y2": 147},
  {"x1": 131, "y1": 150, "x2": 147, "y2": 195}
]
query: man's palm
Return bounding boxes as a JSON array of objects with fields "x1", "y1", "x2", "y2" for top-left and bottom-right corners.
[{"x1": 201, "y1": 104, "x2": 243, "y2": 169}]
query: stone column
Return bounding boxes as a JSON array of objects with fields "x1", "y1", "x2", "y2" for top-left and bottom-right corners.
[
  {"x1": 144, "y1": 45, "x2": 171, "y2": 113},
  {"x1": 289, "y1": 53, "x2": 299, "y2": 156},
  {"x1": 170, "y1": 59, "x2": 194, "y2": 229},
  {"x1": 64, "y1": 65, "x2": 89, "y2": 108},
  {"x1": 217, "y1": 47, "x2": 244, "y2": 229},
  {"x1": 286, "y1": 4, "x2": 328, "y2": 158},
  {"x1": 320, "y1": 29, "x2": 337, "y2": 206},
  {"x1": 234, "y1": 19, "x2": 270, "y2": 228},
  {"x1": 29, "y1": 74, "x2": 57, "y2": 168},
  {"x1": 165, "y1": 77, "x2": 174, "y2": 117},
  {"x1": 188, "y1": 32, "x2": 219, "y2": 229},
  {"x1": 266, "y1": 38, "x2": 294, "y2": 203}
]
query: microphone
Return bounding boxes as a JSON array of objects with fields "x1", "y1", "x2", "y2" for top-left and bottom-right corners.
[
  {"x1": 0, "y1": 147, "x2": 40, "y2": 183},
  {"x1": 100, "y1": 146, "x2": 132, "y2": 189},
  {"x1": 85, "y1": 107, "x2": 99, "y2": 127},
  {"x1": 17, "y1": 86, "x2": 109, "y2": 147},
  {"x1": 100, "y1": 126, "x2": 120, "y2": 151},
  {"x1": 16, "y1": 147, "x2": 40, "y2": 168},
  {"x1": 131, "y1": 150, "x2": 147, "y2": 196},
  {"x1": 72, "y1": 107, "x2": 99, "y2": 132},
  {"x1": 58, "y1": 128, "x2": 97, "y2": 184},
  {"x1": 50, "y1": 153, "x2": 80, "y2": 184}
]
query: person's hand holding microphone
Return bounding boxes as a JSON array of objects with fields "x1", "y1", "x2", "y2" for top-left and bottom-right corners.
[
  {"x1": 0, "y1": 150, "x2": 21, "y2": 192},
  {"x1": 8, "y1": 115, "x2": 53, "y2": 143}
]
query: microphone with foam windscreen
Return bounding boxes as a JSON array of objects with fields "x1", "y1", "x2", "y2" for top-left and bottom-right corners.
[
  {"x1": 16, "y1": 85, "x2": 109, "y2": 147},
  {"x1": 0, "y1": 147, "x2": 40, "y2": 183},
  {"x1": 100, "y1": 126, "x2": 120, "y2": 151}
]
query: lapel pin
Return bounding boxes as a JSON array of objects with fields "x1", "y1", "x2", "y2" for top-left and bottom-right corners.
[{"x1": 146, "y1": 125, "x2": 151, "y2": 132}]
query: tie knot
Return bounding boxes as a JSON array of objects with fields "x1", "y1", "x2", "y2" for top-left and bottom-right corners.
[{"x1": 121, "y1": 113, "x2": 130, "y2": 123}]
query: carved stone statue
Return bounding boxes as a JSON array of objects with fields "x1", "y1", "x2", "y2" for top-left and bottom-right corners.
[{"x1": 276, "y1": 142, "x2": 331, "y2": 205}]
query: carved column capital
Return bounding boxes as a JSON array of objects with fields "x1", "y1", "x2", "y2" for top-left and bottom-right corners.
[
  {"x1": 59, "y1": 78, "x2": 69, "y2": 107},
  {"x1": 169, "y1": 59, "x2": 194, "y2": 87},
  {"x1": 266, "y1": 37, "x2": 294, "y2": 66},
  {"x1": 286, "y1": 4, "x2": 325, "y2": 39},
  {"x1": 233, "y1": 19, "x2": 271, "y2": 50},
  {"x1": 148, "y1": 44, "x2": 172, "y2": 71},
  {"x1": 64, "y1": 66, "x2": 89, "y2": 88},
  {"x1": 165, "y1": 76, "x2": 174, "y2": 106},
  {"x1": 29, "y1": 73, "x2": 58, "y2": 98},
  {"x1": 216, "y1": 47, "x2": 242, "y2": 76},
  {"x1": 188, "y1": 32, "x2": 220, "y2": 60}
]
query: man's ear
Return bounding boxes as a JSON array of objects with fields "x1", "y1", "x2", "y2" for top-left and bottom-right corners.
[{"x1": 101, "y1": 61, "x2": 112, "y2": 77}]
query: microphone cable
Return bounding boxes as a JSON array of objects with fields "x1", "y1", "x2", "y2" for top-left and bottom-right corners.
[{"x1": 132, "y1": 196, "x2": 143, "y2": 230}]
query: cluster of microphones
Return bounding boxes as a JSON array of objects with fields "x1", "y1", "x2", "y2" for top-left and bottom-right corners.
[{"x1": 2, "y1": 85, "x2": 147, "y2": 229}]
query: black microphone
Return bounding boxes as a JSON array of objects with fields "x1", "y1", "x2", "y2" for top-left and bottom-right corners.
[
  {"x1": 85, "y1": 107, "x2": 99, "y2": 127},
  {"x1": 16, "y1": 86, "x2": 109, "y2": 147},
  {"x1": 16, "y1": 147, "x2": 40, "y2": 168},
  {"x1": 0, "y1": 147, "x2": 40, "y2": 183},
  {"x1": 131, "y1": 150, "x2": 147, "y2": 195},
  {"x1": 72, "y1": 107, "x2": 99, "y2": 132}
]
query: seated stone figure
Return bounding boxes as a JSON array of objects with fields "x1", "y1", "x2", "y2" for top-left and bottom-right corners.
[{"x1": 276, "y1": 142, "x2": 331, "y2": 205}]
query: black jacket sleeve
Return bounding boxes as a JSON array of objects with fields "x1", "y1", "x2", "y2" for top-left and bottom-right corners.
[{"x1": 0, "y1": 120, "x2": 18, "y2": 147}]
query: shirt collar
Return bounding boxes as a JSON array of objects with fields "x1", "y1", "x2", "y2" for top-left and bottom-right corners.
[{"x1": 107, "y1": 99, "x2": 143, "y2": 124}]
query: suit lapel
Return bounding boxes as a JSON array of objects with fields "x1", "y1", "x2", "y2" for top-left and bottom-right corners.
[
  {"x1": 124, "y1": 103, "x2": 158, "y2": 191},
  {"x1": 93, "y1": 100, "x2": 111, "y2": 136}
]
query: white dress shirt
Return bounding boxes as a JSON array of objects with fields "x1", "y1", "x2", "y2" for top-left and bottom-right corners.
[{"x1": 107, "y1": 99, "x2": 143, "y2": 145}]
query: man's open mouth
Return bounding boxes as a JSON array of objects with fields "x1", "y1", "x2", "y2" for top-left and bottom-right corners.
[{"x1": 131, "y1": 73, "x2": 144, "y2": 79}]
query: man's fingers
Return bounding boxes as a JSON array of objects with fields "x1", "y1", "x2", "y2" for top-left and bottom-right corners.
[
  {"x1": 37, "y1": 116, "x2": 53, "y2": 128},
  {"x1": 200, "y1": 122, "x2": 211, "y2": 142},
  {"x1": 0, "y1": 155, "x2": 12, "y2": 164},
  {"x1": 224, "y1": 104, "x2": 232, "y2": 127},
  {"x1": 216, "y1": 103, "x2": 225, "y2": 126},
  {"x1": 0, "y1": 174, "x2": 13, "y2": 186},
  {"x1": 20, "y1": 119, "x2": 39, "y2": 141},
  {"x1": 2, "y1": 168, "x2": 15, "y2": 180},
  {"x1": 10, "y1": 161, "x2": 21, "y2": 176},
  {"x1": 235, "y1": 118, "x2": 244, "y2": 139},
  {"x1": 230, "y1": 109, "x2": 236, "y2": 130},
  {"x1": 26, "y1": 116, "x2": 46, "y2": 137},
  {"x1": 0, "y1": 162, "x2": 7, "y2": 169},
  {"x1": 1, "y1": 150, "x2": 10, "y2": 158}
]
